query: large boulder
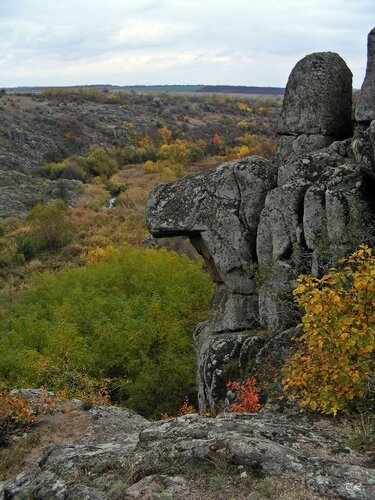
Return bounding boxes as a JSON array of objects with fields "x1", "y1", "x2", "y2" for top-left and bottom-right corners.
[
  {"x1": 278, "y1": 52, "x2": 352, "y2": 137},
  {"x1": 277, "y1": 52, "x2": 352, "y2": 160},
  {"x1": 2, "y1": 407, "x2": 375, "y2": 499}
]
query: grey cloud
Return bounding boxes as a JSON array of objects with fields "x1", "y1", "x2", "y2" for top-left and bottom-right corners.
[{"x1": 0, "y1": 0, "x2": 373, "y2": 87}]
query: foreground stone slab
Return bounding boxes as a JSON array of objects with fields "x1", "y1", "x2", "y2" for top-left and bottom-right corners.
[{"x1": 1, "y1": 408, "x2": 374, "y2": 499}]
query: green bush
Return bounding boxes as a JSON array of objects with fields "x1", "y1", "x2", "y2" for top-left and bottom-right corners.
[
  {"x1": 16, "y1": 237, "x2": 36, "y2": 261},
  {"x1": 104, "y1": 179, "x2": 128, "y2": 197},
  {"x1": 188, "y1": 145, "x2": 205, "y2": 163},
  {"x1": 0, "y1": 247, "x2": 213, "y2": 418},
  {"x1": 117, "y1": 145, "x2": 138, "y2": 165},
  {"x1": 28, "y1": 200, "x2": 73, "y2": 251},
  {"x1": 84, "y1": 144, "x2": 118, "y2": 178},
  {"x1": 42, "y1": 145, "x2": 119, "y2": 182}
]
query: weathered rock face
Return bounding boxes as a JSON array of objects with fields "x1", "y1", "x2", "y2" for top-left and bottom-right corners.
[
  {"x1": 352, "y1": 120, "x2": 375, "y2": 180},
  {"x1": 147, "y1": 30, "x2": 375, "y2": 415},
  {"x1": 277, "y1": 52, "x2": 352, "y2": 159},
  {"x1": 0, "y1": 168, "x2": 82, "y2": 218},
  {"x1": 355, "y1": 27, "x2": 375, "y2": 123},
  {"x1": 193, "y1": 323, "x2": 266, "y2": 414},
  {"x1": 147, "y1": 156, "x2": 277, "y2": 333},
  {"x1": 1, "y1": 406, "x2": 375, "y2": 499}
]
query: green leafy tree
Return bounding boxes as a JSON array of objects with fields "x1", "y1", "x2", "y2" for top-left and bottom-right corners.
[
  {"x1": 188, "y1": 145, "x2": 204, "y2": 163},
  {"x1": 28, "y1": 200, "x2": 73, "y2": 251},
  {"x1": 84, "y1": 144, "x2": 118, "y2": 178}
]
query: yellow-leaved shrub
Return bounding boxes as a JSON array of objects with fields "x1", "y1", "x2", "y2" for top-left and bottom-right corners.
[{"x1": 282, "y1": 245, "x2": 375, "y2": 416}]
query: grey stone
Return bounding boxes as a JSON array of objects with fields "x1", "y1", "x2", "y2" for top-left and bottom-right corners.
[
  {"x1": 257, "y1": 260, "x2": 298, "y2": 329},
  {"x1": 0, "y1": 169, "x2": 83, "y2": 219},
  {"x1": 351, "y1": 120, "x2": 375, "y2": 179},
  {"x1": 209, "y1": 285, "x2": 258, "y2": 333},
  {"x1": 276, "y1": 134, "x2": 335, "y2": 161},
  {"x1": 3, "y1": 409, "x2": 375, "y2": 499},
  {"x1": 1, "y1": 470, "x2": 68, "y2": 500},
  {"x1": 193, "y1": 323, "x2": 265, "y2": 414},
  {"x1": 147, "y1": 156, "x2": 277, "y2": 332},
  {"x1": 256, "y1": 179, "x2": 310, "y2": 266},
  {"x1": 278, "y1": 52, "x2": 352, "y2": 137},
  {"x1": 325, "y1": 163, "x2": 367, "y2": 249},
  {"x1": 9, "y1": 388, "x2": 56, "y2": 404},
  {"x1": 355, "y1": 27, "x2": 375, "y2": 123},
  {"x1": 277, "y1": 149, "x2": 345, "y2": 187},
  {"x1": 303, "y1": 184, "x2": 326, "y2": 250},
  {"x1": 306, "y1": 459, "x2": 375, "y2": 500},
  {"x1": 328, "y1": 138, "x2": 352, "y2": 158},
  {"x1": 123, "y1": 475, "x2": 188, "y2": 499},
  {"x1": 0, "y1": 168, "x2": 45, "y2": 218},
  {"x1": 45, "y1": 179, "x2": 84, "y2": 207},
  {"x1": 145, "y1": 34, "x2": 374, "y2": 411}
]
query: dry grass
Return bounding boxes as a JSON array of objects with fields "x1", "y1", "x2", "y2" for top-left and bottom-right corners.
[
  {"x1": 0, "y1": 165, "x2": 161, "y2": 300},
  {"x1": 0, "y1": 433, "x2": 42, "y2": 479},
  {"x1": 151, "y1": 454, "x2": 323, "y2": 500},
  {"x1": 0, "y1": 410, "x2": 91, "y2": 481}
]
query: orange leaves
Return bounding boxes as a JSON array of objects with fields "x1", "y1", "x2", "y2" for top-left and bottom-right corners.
[
  {"x1": 178, "y1": 397, "x2": 196, "y2": 417},
  {"x1": 212, "y1": 133, "x2": 222, "y2": 146},
  {"x1": 0, "y1": 395, "x2": 35, "y2": 424},
  {"x1": 226, "y1": 377, "x2": 261, "y2": 413},
  {"x1": 283, "y1": 245, "x2": 375, "y2": 416},
  {"x1": 0, "y1": 393, "x2": 36, "y2": 444}
]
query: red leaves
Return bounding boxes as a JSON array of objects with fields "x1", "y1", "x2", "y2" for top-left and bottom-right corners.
[
  {"x1": 226, "y1": 377, "x2": 261, "y2": 413},
  {"x1": 212, "y1": 133, "x2": 221, "y2": 146}
]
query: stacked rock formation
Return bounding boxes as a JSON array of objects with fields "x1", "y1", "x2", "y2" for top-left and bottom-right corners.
[{"x1": 147, "y1": 30, "x2": 375, "y2": 414}]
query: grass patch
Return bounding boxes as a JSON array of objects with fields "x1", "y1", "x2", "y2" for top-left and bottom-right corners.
[
  {"x1": 348, "y1": 413, "x2": 375, "y2": 450},
  {"x1": 0, "y1": 432, "x2": 41, "y2": 479}
]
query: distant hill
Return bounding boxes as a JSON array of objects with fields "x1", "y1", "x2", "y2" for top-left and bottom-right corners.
[
  {"x1": 197, "y1": 85, "x2": 285, "y2": 95},
  {"x1": 2, "y1": 84, "x2": 284, "y2": 96}
]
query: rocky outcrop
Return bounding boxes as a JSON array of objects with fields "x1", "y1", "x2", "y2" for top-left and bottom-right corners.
[
  {"x1": 1, "y1": 406, "x2": 374, "y2": 499},
  {"x1": 355, "y1": 27, "x2": 375, "y2": 123},
  {"x1": 147, "y1": 156, "x2": 277, "y2": 333},
  {"x1": 0, "y1": 168, "x2": 83, "y2": 218},
  {"x1": 147, "y1": 30, "x2": 375, "y2": 414}
]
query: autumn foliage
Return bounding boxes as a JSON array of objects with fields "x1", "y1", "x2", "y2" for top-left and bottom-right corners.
[
  {"x1": 178, "y1": 397, "x2": 196, "y2": 416},
  {"x1": 226, "y1": 377, "x2": 261, "y2": 413},
  {"x1": 0, "y1": 393, "x2": 36, "y2": 445},
  {"x1": 282, "y1": 245, "x2": 375, "y2": 416}
]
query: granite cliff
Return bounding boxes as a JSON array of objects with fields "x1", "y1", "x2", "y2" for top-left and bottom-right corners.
[{"x1": 147, "y1": 31, "x2": 375, "y2": 415}]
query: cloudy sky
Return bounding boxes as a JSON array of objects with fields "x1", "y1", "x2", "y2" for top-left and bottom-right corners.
[{"x1": 0, "y1": 0, "x2": 373, "y2": 88}]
